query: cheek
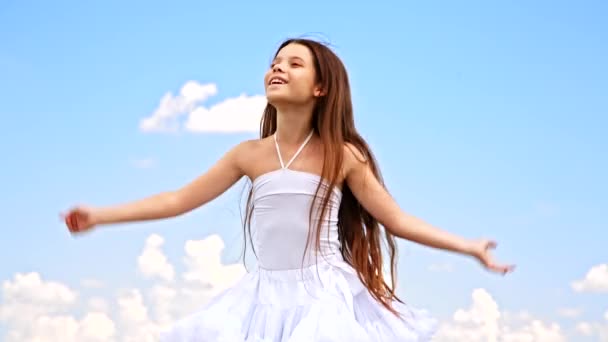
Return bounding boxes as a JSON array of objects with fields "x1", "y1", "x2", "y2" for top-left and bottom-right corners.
[{"x1": 293, "y1": 73, "x2": 316, "y2": 93}]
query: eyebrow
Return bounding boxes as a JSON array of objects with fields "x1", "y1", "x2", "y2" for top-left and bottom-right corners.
[{"x1": 272, "y1": 56, "x2": 305, "y2": 64}]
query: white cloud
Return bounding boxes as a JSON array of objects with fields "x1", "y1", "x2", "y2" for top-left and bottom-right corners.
[
  {"x1": 87, "y1": 297, "x2": 110, "y2": 313},
  {"x1": 0, "y1": 272, "x2": 116, "y2": 342},
  {"x1": 576, "y1": 321, "x2": 594, "y2": 336},
  {"x1": 2, "y1": 272, "x2": 77, "y2": 307},
  {"x1": 182, "y1": 234, "x2": 245, "y2": 290},
  {"x1": 501, "y1": 320, "x2": 566, "y2": 342},
  {"x1": 449, "y1": 288, "x2": 500, "y2": 341},
  {"x1": 574, "y1": 318, "x2": 608, "y2": 341},
  {"x1": 140, "y1": 81, "x2": 218, "y2": 133},
  {"x1": 137, "y1": 234, "x2": 176, "y2": 282},
  {"x1": 184, "y1": 93, "x2": 267, "y2": 133},
  {"x1": 20, "y1": 315, "x2": 80, "y2": 342},
  {"x1": 135, "y1": 234, "x2": 245, "y2": 337},
  {"x1": 0, "y1": 234, "x2": 246, "y2": 341},
  {"x1": 572, "y1": 264, "x2": 608, "y2": 293},
  {"x1": 0, "y1": 272, "x2": 77, "y2": 323},
  {"x1": 434, "y1": 288, "x2": 567, "y2": 342},
  {"x1": 140, "y1": 81, "x2": 267, "y2": 133},
  {"x1": 118, "y1": 289, "x2": 149, "y2": 323},
  {"x1": 7, "y1": 235, "x2": 608, "y2": 341},
  {"x1": 502, "y1": 311, "x2": 534, "y2": 322},
  {"x1": 557, "y1": 307, "x2": 583, "y2": 319},
  {"x1": 568, "y1": 265, "x2": 608, "y2": 340},
  {"x1": 116, "y1": 289, "x2": 160, "y2": 342},
  {"x1": 148, "y1": 285, "x2": 177, "y2": 326},
  {"x1": 81, "y1": 278, "x2": 104, "y2": 289},
  {"x1": 79, "y1": 312, "x2": 116, "y2": 341}
]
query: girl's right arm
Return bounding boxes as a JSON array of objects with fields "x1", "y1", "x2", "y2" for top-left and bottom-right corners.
[{"x1": 65, "y1": 141, "x2": 250, "y2": 233}]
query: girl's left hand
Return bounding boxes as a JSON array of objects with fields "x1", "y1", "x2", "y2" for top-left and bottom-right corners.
[{"x1": 468, "y1": 239, "x2": 515, "y2": 275}]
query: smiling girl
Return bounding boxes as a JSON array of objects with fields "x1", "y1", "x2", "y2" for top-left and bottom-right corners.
[{"x1": 64, "y1": 38, "x2": 514, "y2": 341}]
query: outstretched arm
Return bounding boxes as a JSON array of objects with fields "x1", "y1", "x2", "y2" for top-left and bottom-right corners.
[
  {"x1": 343, "y1": 144, "x2": 514, "y2": 274},
  {"x1": 65, "y1": 141, "x2": 248, "y2": 232}
]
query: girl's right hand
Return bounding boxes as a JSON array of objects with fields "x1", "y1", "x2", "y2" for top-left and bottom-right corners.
[{"x1": 63, "y1": 206, "x2": 99, "y2": 234}]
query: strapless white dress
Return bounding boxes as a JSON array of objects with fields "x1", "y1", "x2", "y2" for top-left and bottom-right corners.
[{"x1": 160, "y1": 133, "x2": 438, "y2": 341}]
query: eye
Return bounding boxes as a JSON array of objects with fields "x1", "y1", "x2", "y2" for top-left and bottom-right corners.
[{"x1": 291, "y1": 62, "x2": 302, "y2": 67}]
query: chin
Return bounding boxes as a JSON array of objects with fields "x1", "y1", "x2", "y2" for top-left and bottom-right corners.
[{"x1": 265, "y1": 92, "x2": 292, "y2": 106}]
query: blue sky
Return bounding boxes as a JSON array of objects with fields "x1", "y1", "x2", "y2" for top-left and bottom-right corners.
[{"x1": 1, "y1": 0, "x2": 606, "y2": 340}]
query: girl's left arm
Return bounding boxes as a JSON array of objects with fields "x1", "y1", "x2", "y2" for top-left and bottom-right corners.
[{"x1": 343, "y1": 144, "x2": 514, "y2": 274}]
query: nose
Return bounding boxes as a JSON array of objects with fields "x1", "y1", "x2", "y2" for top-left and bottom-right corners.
[{"x1": 272, "y1": 63, "x2": 284, "y2": 73}]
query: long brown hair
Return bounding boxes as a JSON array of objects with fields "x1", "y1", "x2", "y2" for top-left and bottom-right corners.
[{"x1": 242, "y1": 38, "x2": 403, "y2": 315}]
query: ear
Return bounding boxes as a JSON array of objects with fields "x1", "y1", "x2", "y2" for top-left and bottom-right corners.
[{"x1": 314, "y1": 85, "x2": 326, "y2": 97}]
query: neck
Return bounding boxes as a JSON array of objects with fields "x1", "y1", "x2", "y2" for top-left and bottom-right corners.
[{"x1": 274, "y1": 103, "x2": 315, "y2": 144}]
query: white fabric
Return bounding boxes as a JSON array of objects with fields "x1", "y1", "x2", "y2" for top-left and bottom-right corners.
[
  {"x1": 161, "y1": 134, "x2": 438, "y2": 341},
  {"x1": 273, "y1": 130, "x2": 313, "y2": 169},
  {"x1": 251, "y1": 168, "x2": 342, "y2": 270}
]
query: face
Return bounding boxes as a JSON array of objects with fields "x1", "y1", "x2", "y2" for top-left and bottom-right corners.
[{"x1": 264, "y1": 43, "x2": 323, "y2": 107}]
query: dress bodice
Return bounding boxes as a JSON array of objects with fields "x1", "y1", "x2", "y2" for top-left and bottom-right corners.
[{"x1": 250, "y1": 131, "x2": 343, "y2": 270}]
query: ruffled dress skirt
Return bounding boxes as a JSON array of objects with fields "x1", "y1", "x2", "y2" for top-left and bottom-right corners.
[{"x1": 160, "y1": 257, "x2": 438, "y2": 341}]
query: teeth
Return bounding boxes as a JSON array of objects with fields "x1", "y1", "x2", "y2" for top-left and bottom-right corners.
[{"x1": 270, "y1": 78, "x2": 285, "y2": 85}]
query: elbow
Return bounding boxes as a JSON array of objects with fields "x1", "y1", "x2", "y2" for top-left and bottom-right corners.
[
  {"x1": 385, "y1": 215, "x2": 414, "y2": 240},
  {"x1": 381, "y1": 221, "x2": 403, "y2": 239}
]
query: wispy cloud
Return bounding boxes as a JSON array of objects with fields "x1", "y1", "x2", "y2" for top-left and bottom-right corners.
[
  {"x1": 571, "y1": 264, "x2": 608, "y2": 293},
  {"x1": 2, "y1": 238, "x2": 606, "y2": 341},
  {"x1": 0, "y1": 234, "x2": 245, "y2": 341},
  {"x1": 137, "y1": 234, "x2": 175, "y2": 282},
  {"x1": 557, "y1": 307, "x2": 583, "y2": 319},
  {"x1": 574, "y1": 312, "x2": 608, "y2": 341},
  {"x1": 80, "y1": 278, "x2": 104, "y2": 289},
  {"x1": 140, "y1": 81, "x2": 266, "y2": 134},
  {"x1": 434, "y1": 289, "x2": 567, "y2": 342}
]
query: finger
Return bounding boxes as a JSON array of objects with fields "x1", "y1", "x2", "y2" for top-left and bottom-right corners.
[
  {"x1": 490, "y1": 263, "x2": 515, "y2": 274},
  {"x1": 66, "y1": 215, "x2": 75, "y2": 231},
  {"x1": 486, "y1": 240, "x2": 497, "y2": 250},
  {"x1": 71, "y1": 215, "x2": 78, "y2": 231},
  {"x1": 490, "y1": 264, "x2": 506, "y2": 273}
]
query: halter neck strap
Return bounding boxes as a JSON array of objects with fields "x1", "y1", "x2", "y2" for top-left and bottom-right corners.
[{"x1": 273, "y1": 130, "x2": 314, "y2": 169}]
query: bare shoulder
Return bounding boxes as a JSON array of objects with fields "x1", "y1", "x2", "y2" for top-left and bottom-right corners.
[
  {"x1": 230, "y1": 138, "x2": 265, "y2": 169},
  {"x1": 342, "y1": 142, "x2": 369, "y2": 176},
  {"x1": 232, "y1": 136, "x2": 275, "y2": 179}
]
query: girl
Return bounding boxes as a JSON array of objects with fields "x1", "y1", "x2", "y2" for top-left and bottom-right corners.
[{"x1": 64, "y1": 38, "x2": 514, "y2": 341}]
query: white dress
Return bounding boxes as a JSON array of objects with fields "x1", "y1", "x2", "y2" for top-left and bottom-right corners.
[{"x1": 161, "y1": 132, "x2": 438, "y2": 341}]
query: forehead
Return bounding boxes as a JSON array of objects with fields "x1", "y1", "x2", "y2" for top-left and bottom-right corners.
[{"x1": 275, "y1": 43, "x2": 313, "y2": 61}]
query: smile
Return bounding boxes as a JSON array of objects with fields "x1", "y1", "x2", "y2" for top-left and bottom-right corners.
[{"x1": 268, "y1": 76, "x2": 287, "y2": 85}]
